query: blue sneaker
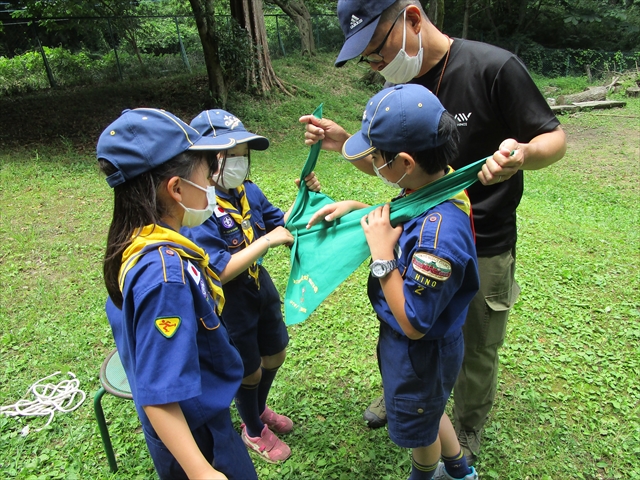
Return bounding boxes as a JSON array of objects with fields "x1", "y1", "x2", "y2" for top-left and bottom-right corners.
[{"x1": 433, "y1": 462, "x2": 478, "y2": 480}]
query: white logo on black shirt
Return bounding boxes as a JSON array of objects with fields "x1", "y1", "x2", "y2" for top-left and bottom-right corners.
[
  {"x1": 350, "y1": 15, "x2": 363, "y2": 30},
  {"x1": 454, "y1": 112, "x2": 472, "y2": 127}
]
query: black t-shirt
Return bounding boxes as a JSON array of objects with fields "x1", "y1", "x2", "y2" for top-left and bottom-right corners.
[{"x1": 410, "y1": 38, "x2": 560, "y2": 256}]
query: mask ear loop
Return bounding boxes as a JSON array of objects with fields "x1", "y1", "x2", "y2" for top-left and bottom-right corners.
[
  {"x1": 401, "y1": 9, "x2": 408, "y2": 50},
  {"x1": 401, "y1": 10, "x2": 422, "y2": 56}
]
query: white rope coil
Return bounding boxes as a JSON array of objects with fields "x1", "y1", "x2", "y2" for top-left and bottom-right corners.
[{"x1": 0, "y1": 371, "x2": 86, "y2": 434}]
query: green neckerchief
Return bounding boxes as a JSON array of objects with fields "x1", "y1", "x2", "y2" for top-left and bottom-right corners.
[{"x1": 284, "y1": 104, "x2": 485, "y2": 325}]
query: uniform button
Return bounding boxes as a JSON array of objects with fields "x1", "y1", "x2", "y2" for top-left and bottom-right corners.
[
  {"x1": 417, "y1": 408, "x2": 424, "y2": 414},
  {"x1": 429, "y1": 216, "x2": 437, "y2": 222}
]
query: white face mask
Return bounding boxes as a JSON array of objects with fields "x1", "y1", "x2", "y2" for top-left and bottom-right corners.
[
  {"x1": 179, "y1": 177, "x2": 216, "y2": 228},
  {"x1": 380, "y1": 10, "x2": 423, "y2": 84},
  {"x1": 373, "y1": 156, "x2": 407, "y2": 189},
  {"x1": 212, "y1": 155, "x2": 249, "y2": 189}
]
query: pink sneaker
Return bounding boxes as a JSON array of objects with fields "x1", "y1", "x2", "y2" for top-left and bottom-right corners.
[
  {"x1": 241, "y1": 424, "x2": 291, "y2": 463},
  {"x1": 260, "y1": 406, "x2": 293, "y2": 434}
]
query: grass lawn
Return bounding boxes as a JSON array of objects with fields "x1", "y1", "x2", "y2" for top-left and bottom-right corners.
[{"x1": 0, "y1": 53, "x2": 638, "y2": 479}]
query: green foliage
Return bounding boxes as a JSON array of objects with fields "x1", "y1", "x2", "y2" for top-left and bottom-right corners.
[
  {"x1": 519, "y1": 46, "x2": 639, "y2": 78},
  {"x1": 0, "y1": 45, "x2": 203, "y2": 96}
]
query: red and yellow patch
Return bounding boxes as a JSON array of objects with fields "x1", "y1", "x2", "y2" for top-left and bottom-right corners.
[
  {"x1": 412, "y1": 252, "x2": 451, "y2": 282},
  {"x1": 155, "y1": 317, "x2": 181, "y2": 338}
]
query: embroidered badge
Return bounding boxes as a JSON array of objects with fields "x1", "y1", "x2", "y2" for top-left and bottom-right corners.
[
  {"x1": 412, "y1": 252, "x2": 451, "y2": 281},
  {"x1": 186, "y1": 260, "x2": 201, "y2": 284},
  {"x1": 198, "y1": 278, "x2": 208, "y2": 298},
  {"x1": 214, "y1": 206, "x2": 226, "y2": 218},
  {"x1": 221, "y1": 215, "x2": 235, "y2": 229},
  {"x1": 155, "y1": 317, "x2": 181, "y2": 338}
]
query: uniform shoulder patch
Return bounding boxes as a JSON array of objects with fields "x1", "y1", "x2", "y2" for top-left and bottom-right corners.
[
  {"x1": 155, "y1": 317, "x2": 181, "y2": 338},
  {"x1": 412, "y1": 252, "x2": 451, "y2": 281}
]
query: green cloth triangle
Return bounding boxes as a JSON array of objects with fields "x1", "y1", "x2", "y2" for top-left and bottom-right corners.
[{"x1": 284, "y1": 104, "x2": 486, "y2": 325}]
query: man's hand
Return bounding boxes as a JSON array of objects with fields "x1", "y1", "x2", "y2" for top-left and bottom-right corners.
[
  {"x1": 478, "y1": 139, "x2": 523, "y2": 185},
  {"x1": 299, "y1": 115, "x2": 350, "y2": 152},
  {"x1": 294, "y1": 171, "x2": 321, "y2": 192}
]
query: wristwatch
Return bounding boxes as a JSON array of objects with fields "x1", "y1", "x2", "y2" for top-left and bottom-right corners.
[{"x1": 370, "y1": 259, "x2": 398, "y2": 278}]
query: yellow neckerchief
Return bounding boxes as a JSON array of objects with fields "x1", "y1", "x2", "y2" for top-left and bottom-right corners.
[
  {"x1": 215, "y1": 184, "x2": 260, "y2": 288},
  {"x1": 402, "y1": 166, "x2": 471, "y2": 216},
  {"x1": 118, "y1": 224, "x2": 225, "y2": 315}
]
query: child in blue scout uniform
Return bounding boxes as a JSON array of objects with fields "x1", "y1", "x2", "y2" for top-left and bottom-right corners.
[
  {"x1": 307, "y1": 85, "x2": 480, "y2": 480},
  {"x1": 185, "y1": 109, "x2": 320, "y2": 464},
  {"x1": 97, "y1": 108, "x2": 259, "y2": 480}
]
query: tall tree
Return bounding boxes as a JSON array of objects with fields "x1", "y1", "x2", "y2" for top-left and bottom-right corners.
[
  {"x1": 265, "y1": 0, "x2": 316, "y2": 56},
  {"x1": 461, "y1": 0, "x2": 471, "y2": 38},
  {"x1": 427, "y1": 0, "x2": 445, "y2": 30},
  {"x1": 188, "y1": 0, "x2": 228, "y2": 106},
  {"x1": 230, "y1": 0, "x2": 289, "y2": 95}
]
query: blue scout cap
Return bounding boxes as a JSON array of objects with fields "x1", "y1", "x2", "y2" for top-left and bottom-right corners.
[
  {"x1": 97, "y1": 108, "x2": 235, "y2": 188},
  {"x1": 342, "y1": 84, "x2": 446, "y2": 161},
  {"x1": 335, "y1": 0, "x2": 397, "y2": 67},
  {"x1": 190, "y1": 110, "x2": 270, "y2": 151}
]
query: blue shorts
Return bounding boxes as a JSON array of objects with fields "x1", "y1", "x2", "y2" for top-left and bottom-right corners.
[
  {"x1": 222, "y1": 267, "x2": 289, "y2": 375},
  {"x1": 378, "y1": 321, "x2": 464, "y2": 448},
  {"x1": 143, "y1": 409, "x2": 256, "y2": 480}
]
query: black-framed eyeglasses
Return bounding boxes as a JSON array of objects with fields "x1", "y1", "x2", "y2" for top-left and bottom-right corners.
[{"x1": 358, "y1": 9, "x2": 406, "y2": 65}]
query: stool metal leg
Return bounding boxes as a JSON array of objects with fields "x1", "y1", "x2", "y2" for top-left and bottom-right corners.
[{"x1": 94, "y1": 386, "x2": 118, "y2": 473}]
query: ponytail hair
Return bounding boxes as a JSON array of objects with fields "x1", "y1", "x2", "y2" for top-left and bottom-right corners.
[{"x1": 100, "y1": 150, "x2": 218, "y2": 308}]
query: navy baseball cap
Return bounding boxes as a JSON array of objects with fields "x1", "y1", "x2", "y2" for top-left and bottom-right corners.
[
  {"x1": 335, "y1": 0, "x2": 397, "y2": 67},
  {"x1": 190, "y1": 109, "x2": 270, "y2": 151},
  {"x1": 97, "y1": 108, "x2": 235, "y2": 187},
  {"x1": 342, "y1": 84, "x2": 446, "y2": 161}
]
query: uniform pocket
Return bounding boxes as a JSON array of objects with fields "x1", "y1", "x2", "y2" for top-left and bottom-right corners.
[
  {"x1": 392, "y1": 396, "x2": 444, "y2": 441},
  {"x1": 199, "y1": 310, "x2": 221, "y2": 331},
  {"x1": 481, "y1": 248, "x2": 520, "y2": 312}
]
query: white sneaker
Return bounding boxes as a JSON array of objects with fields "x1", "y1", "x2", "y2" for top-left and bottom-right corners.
[{"x1": 433, "y1": 462, "x2": 478, "y2": 480}]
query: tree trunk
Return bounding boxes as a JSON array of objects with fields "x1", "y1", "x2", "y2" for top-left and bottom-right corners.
[
  {"x1": 230, "y1": 0, "x2": 290, "y2": 95},
  {"x1": 123, "y1": 31, "x2": 144, "y2": 66},
  {"x1": 485, "y1": 0, "x2": 500, "y2": 41},
  {"x1": 189, "y1": 0, "x2": 228, "y2": 106},
  {"x1": 462, "y1": 0, "x2": 470, "y2": 38},
  {"x1": 266, "y1": 0, "x2": 316, "y2": 56},
  {"x1": 625, "y1": 87, "x2": 640, "y2": 98},
  {"x1": 557, "y1": 87, "x2": 607, "y2": 105},
  {"x1": 428, "y1": 0, "x2": 445, "y2": 30}
]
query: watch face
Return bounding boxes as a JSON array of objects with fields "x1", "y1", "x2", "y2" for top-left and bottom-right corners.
[{"x1": 371, "y1": 262, "x2": 387, "y2": 277}]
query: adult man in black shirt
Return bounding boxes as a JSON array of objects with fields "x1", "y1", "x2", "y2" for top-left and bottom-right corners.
[{"x1": 300, "y1": 0, "x2": 566, "y2": 467}]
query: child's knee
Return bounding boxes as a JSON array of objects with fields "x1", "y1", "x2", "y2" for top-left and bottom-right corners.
[{"x1": 261, "y1": 348, "x2": 286, "y2": 369}]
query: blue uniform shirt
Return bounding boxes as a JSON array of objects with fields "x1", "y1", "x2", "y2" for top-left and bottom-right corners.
[
  {"x1": 106, "y1": 245, "x2": 244, "y2": 429},
  {"x1": 368, "y1": 199, "x2": 480, "y2": 339},
  {"x1": 185, "y1": 181, "x2": 284, "y2": 275}
]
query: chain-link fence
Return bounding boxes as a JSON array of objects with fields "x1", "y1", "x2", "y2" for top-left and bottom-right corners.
[
  {"x1": 0, "y1": 14, "x2": 345, "y2": 95},
  {"x1": 0, "y1": 13, "x2": 638, "y2": 96}
]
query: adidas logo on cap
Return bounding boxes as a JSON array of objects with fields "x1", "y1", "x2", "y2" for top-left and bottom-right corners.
[{"x1": 350, "y1": 15, "x2": 363, "y2": 29}]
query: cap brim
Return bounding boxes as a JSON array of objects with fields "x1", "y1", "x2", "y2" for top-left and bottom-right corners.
[
  {"x1": 335, "y1": 17, "x2": 381, "y2": 67},
  {"x1": 189, "y1": 135, "x2": 235, "y2": 150},
  {"x1": 342, "y1": 132, "x2": 376, "y2": 162},
  {"x1": 216, "y1": 131, "x2": 270, "y2": 151}
]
